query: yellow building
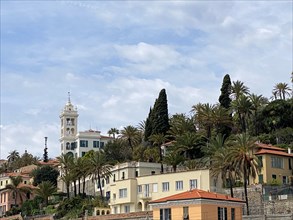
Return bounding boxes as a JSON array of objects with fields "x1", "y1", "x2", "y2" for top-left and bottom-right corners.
[
  {"x1": 150, "y1": 189, "x2": 244, "y2": 220},
  {"x1": 253, "y1": 143, "x2": 293, "y2": 185},
  {"x1": 100, "y1": 162, "x2": 223, "y2": 214}
]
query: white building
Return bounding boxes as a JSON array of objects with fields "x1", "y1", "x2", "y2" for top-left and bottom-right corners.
[
  {"x1": 98, "y1": 161, "x2": 223, "y2": 214},
  {"x1": 59, "y1": 94, "x2": 112, "y2": 158}
]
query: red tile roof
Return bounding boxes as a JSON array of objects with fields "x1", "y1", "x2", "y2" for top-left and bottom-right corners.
[
  {"x1": 150, "y1": 189, "x2": 244, "y2": 204},
  {"x1": 254, "y1": 149, "x2": 293, "y2": 157},
  {"x1": 255, "y1": 143, "x2": 285, "y2": 151}
]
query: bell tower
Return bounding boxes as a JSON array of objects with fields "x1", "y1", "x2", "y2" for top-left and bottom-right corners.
[{"x1": 60, "y1": 92, "x2": 78, "y2": 155}]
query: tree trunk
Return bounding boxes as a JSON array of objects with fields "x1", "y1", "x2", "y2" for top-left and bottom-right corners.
[
  {"x1": 73, "y1": 181, "x2": 77, "y2": 197},
  {"x1": 243, "y1": 166, "x2": 249, "y2": 215},
  {"x1": 78, "y1": 178, "x2": 81, "y2": 195},
  {"x1": 66, "y1": 185, "x2": 70, "y2": 199},
  {"x1": 98, "y1": 172, "x2": 104, "y2": 200},
  {"x1": 228, "y1": 174, "x2": 234, "y2": 198},
  {"x1": 82, "y1": 176, "x2": 86, "y2": 195}
]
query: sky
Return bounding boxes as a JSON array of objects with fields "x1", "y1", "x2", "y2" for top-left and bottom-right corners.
[{"x1": 1, "y1": 1, "x2": 292, "y2": 160}]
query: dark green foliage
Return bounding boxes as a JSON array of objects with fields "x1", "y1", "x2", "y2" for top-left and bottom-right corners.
[
  {"x1": 104, "y1": 139, "x2": 132, "y2": 163},
  {"x1": 219, "y1": 74, "x2": 232, "y2": 108},
  {"x1": 144, "y1": 107, "x2": 153, "y2": 141},
  {"x1": 55, "y1": 196, "x2": 95, "y2": 219},
  {"x1": 218, "y1": 74, "x2": 233, "y2": 139},
  {"x1": 152, "y1": 89, "x2": 170, "y2": 136},
  {"x1": 258, "y1": 99, "x2": 293, "y2": 133},
  {"x1": 21, "y1": 196, "x2": 44, "y2": 216},
  {"x1": 31, "y1": 165, "x2": 59, "y2": 186}
]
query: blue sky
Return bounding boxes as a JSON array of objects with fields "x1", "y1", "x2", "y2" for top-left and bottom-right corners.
[{"x1": 1, "y1": 1, "x2": 292, "y2": 159}]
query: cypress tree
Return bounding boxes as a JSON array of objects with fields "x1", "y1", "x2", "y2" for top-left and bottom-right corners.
[
  {"x1": 219, "y1": 74, "x2": 232, "y2": 108},
  {"x1": 218, "y1": 74, "x2": 232, "y2": 138},
  {"x1": 152, "y1": 89, "x2": 170, "y2": 135},
  {"x1": 144, "y1": 107, "x2": 153, "y2": 141}
]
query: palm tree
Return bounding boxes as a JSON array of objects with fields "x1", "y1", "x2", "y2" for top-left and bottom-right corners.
[
  {"x1": 149, "y1": 133, "x2": 167, "y2": 173},
  {"x1": 7, "y1": 150, "x2": 20, "y2": 163},
  {"x1": 229, "y1": 133, "x2": 259, "y2": 215},
  {"x1": 120, "y1": 125, "x2": 141, "y2": 152},
  {"x1": 191, "y1": 103, "x2": 215, "y2": 139},
  {"x1": 107, "y1": 128, "x2": 119, "y2": 139},
  {"x1": 231, "y1": 95, "x2": 252, "y2": 133},
  {"x1": 89, "y1": 151, "x2": 112, "y2": 199},
  {"x1": 175, "y1": 132, "x2": 203, "y2": 159},
  {"x1": 231, "y1": 80, "x2": 250, "y2": 100},
  {"x1": 34, "y1": 181, "x2": 57, "y2": 207},
  {"x1": 249, "y1": 94, "x2": 268, "y2": 135},
  {"x1": 168, "y1": 114, "x2": 196, "y2": 138},
  {"x1": 210, "y1": 147, "x2": 237, "y2": 198},
  {"x1": 6, "y1": 176, "x2": 31, "y2": 206},
  {"x1": 57, "y1": 153, "x2": 74, "y2": 198},
  {"x1": 163, "y1": 149, "x2": 184, "y2": 172},
  {"x1": 273, "y1": 82, "x2": 291, "y2": 100}
]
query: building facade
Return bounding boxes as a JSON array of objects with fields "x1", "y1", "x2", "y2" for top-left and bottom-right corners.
[
  {"x1": 150, "y1": 189, "x2": 244, "y2": 220},
  {"x1": 253, "y1": 143, "x2": 293, "y2": 185},
  {"x1": 59, "y1": 94, "x2": 112, "y2": 158},
  {"x1": 98, "y1": 162, "x2": 223, "y2": 215}
]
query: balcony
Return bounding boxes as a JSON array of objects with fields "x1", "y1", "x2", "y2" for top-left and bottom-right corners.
[{"x1": 138, "y1": 192, "x2": 152, "y2": 200}]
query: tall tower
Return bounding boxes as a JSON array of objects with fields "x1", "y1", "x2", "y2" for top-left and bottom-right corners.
[{"x1": 59, "y1": 92, "x2": 78, "y2": 156}]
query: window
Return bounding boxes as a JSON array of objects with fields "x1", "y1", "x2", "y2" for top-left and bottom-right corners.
[
  {"x1": 124, "y1": 205, "x2": 130, "y2": 213},
  {"x1": 114, "y1": 207, "x2": 117, "y2": 214},
  {"x1": 135, "y1": 170, "x2": 139, "y2": 177},
  {"x1": 153, "y1": 183, "x2": 158, "y2": 193},
  {"x1": 144, "y1": 184, "x2": 150, "y2": 197},
  {"x1": 183, "y1": 207, "x2": 189, "y2": 220},
  {"x1": 189, "y1": 179, "x2": 197, "y2": 189},
  {"x1": 289, "y1": 158, "x2": 292, "y2": 170},
  {"x1": 176, "y1": 180, "x2": 183, "y2": 190},
  {"x1": 93, "y1": 141, "x2": 100, "y2": 148},
  {"x1": 258, "y1": 156, "x2": 263, "y2": 168},
  {"x1": 1, "y1": 181, "x2": 2, "y2": 186},
  {"x1": 218, "y1": 207, "x2": 227, "y2": 220},
  {"x1": 100, "y1": 142, "x2": 105, "y2": 149},
  {"x1": 113, "y1": 174, "x2": 116, "y2": 182},
  {"x1": 70, "y1": 142, "x2": 76, "y2": 150},
  {"x1": 122, "y1": 172, "x2": 125, "y2": 180},
  {"x1": 106, "y1": 177, "x2": 109, "y2": 184},
  {"x1": 272, "y1": 174, "x2": 277, "y2": 179},
  {"x1": 160, "y1": 208, "x2": 171, "y2": 220},
  {"x1": 82, "y1": 152, "x2": 86, "y2": 157},
  {"x1": 80, "y1": 140, "x2": 88, "y2": 147},
  {"x1": 119, "y1": 188, "x2": 127, "y2": 198},
  {"x1": 271, "y1": 156, "x2": 283, "y2": 169},
  {"x1": 231, "y1": 208, "x2": 235, "y2": 220},
  {"x1": 162, "y1": 182, "x2": 169, "y2": 192},
  {"x1": 137, "y1": 185, "x2": 142, "y2": 193},
  {"x1": 283, "y1": 176, "x2": 288, "y2": 184},
  {"x1": 101, "y1": 179, "x2": 104, "y2": 187},
  {"x1": 106, "y1": 191, "x2": 110, "y2": 200}
]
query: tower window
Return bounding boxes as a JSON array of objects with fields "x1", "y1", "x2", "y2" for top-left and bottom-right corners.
[{"x1": 80, "y1": 140, "x2": 88, "y2": 147}]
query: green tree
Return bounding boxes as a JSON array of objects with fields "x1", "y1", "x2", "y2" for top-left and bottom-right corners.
[
  {"x1": 89, "y1": 151, "x2": 112, "y2": 200},
  {"x1": 163, "y1": 149, "x2": 184, "y2": 172},
  {"x1": 231, "y1": 80, "x2": 250, "y2": 100},
  {"x1": 6, "y1": 176, "x2": 31, "y2": 206},
  {"x1": 104, "y1": 139, "x2": 132, "y2": 163},
  {"x1": 152, "y1": 89, "x2": 170, "y2": 136},
  {"x1": 31, "y1": 165, "x2": 59, "y2": 186},
  {"x1": 107, "y1": 128, "x2": 119, "y2": 139},
  {"x1": 218, "y1": 74, "x2": 232, "y2": 138},
  {"x1": 144, "y1": 108, "x2": 154, "y2": 142},
  {"x1": 175, "y1": 132, "x2": 203, "y2": 159},
  {"x1": 168, "y1": 114, "x2": 196, "y2": 138},
  {"x1": 229, "y1": 133, "x2": 259, "y2": 215},
  {"x1": 149, "y1": 133, "x2": 167, "y2": 173},
  {"x1": 57, "y1": 153, "x2": 74, "y2": 198},
  {"x1": 120, "y1": 125, "x2": 141, "y2": 152},
  {"x1": 273, "y1": 82, "x2": 291, "y2": 100},
  {"x1": 34, "y1": 181, "x2": 57, "y2": 207}
]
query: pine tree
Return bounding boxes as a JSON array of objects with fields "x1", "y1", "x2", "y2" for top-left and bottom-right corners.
[{"x1": 218, "y1": 74, "x2": 232, "y2": 138}]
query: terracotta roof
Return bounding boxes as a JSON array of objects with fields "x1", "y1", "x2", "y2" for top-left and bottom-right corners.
[
  {"x1": 255, "y1": 143, "x2": 285, "y2": 151},
  {"x1": 254, "y1": 149, "x2": 293, "y2": 157},
  {"x1": 38, "y1": 160, "x2": 59, "y2": 166},
  {"x1": 150, "y1": 189, "x2": 244, "y2": 204},
  {"x1": 5, "y1": 172, "x2": 31, "y2": 178}
]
